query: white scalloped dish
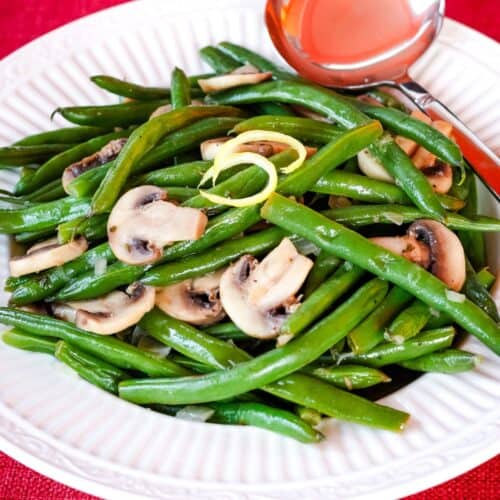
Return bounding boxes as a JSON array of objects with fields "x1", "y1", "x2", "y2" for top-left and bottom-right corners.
[{"x1": 0, "y1": 1, "x2": 498, "y2": 499}]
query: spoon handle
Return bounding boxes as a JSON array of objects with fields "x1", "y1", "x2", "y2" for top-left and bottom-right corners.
[{"x1": 398, "y1": 80, "x2": 499, "y2": 200}]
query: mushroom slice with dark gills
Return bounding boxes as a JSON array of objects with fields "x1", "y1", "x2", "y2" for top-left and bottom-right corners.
[
  {"x1": 107, "y1": 185, "x2": 208, "y2": 265},
  {"x1": 370, "y1": 219, "x2": 466, "y2": 291},
  {"x1": 62, "y1": 138, "x2": 128, "y2": 193},
  {"x1": 219, "y1": 238, "x2": 313, "y2": 339},
  {"x1": 52, "y1": 283, "x2": 155, "y2": 335},
  {"x1": 9, "y1": 237, "x2": 88, "y2": 277},
  {"x1": 155, "y1": 269, "x2": 226, "y2": 326}
]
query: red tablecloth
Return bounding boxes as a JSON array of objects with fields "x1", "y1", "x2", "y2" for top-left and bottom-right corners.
[{"x1": 0, "y1": 0, "x2": 498, "y2": 498}]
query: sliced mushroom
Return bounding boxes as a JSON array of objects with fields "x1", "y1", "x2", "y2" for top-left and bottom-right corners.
[
  {"x1": 370, "y1": 219, "x2": 466, "y2": 291},
  {"x1": 107, "y1": 185, "x2": 207, "y2": 265},
  {"x1": 420, "y1": 162, "x2": 453, "y2": 194},
  {"x1": 198, "y1": 66, "x2": 272, "y2": 93},
  {"x1": 200, "y1": 137, "x2": 317, "y2": 161},
  {"x1": 52, "y1": 283, "x2": 155, "y2": 335},
  {"x1": 9, "y1": 237, "x2": 88, "y2": 277},
  {"x1": 155, "y1": 269, "x2": 226, "y2": 326},
  {"x1": 219, "y1": 238, "x2": 313, "y2": 339},
  {"x1": 62, "y1": 138, "x2": 128, "y2": 192}
]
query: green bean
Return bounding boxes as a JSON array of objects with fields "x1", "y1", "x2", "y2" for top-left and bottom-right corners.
[
  {"x1": 57, "y1": 213, "x2": 108, "y2": 244},
  {"x1": 463, "y1": 260, "x2": 499, "y2": 322},
  {"x1": 251, "y1": 103, "x2": 295, "y2": 117},
  {"x1": 14, "y1": 228, "x2": 56, "y2": 244},
  {"x1": 343, "y1": 156, "x2": 359, "y2": 173},
  {"x1": 304, "y1": 251, "x2": 342, "y2": 296},
  {"x1": 0, "y1": 194, "x2": 29, "y2": 207},
  {"x1": 14, "y1": 126, "x2": 108, "y2": 146},
  {"x1": 368, "y1": 137, "x2": 445, "y2": 221},
  {"x1": 354, "y1": 101, "x2": 462, "y2": 166},
  {"x1": 188, "y1": 73, "x2": 215, "y2": 87},
  {"x1": 140, "y1": 310, "x2": 249, "y2": 369},
  {"x1": 231, "y1": 115, "x2": 342, "y2": 144},
  {"x1": 15, "y1": 129, "x2": 132, "y2": 195},
  {"x1": 347, "y1": 287, "x2": 413, "y2": 354},
  {"x1": 208, "y1": 80, "x2": 370, "y2": 129},
  {"x1": 199, "y1": 47, "x2": 296, "y2": 118},
  {"x1": 279, "y1": 262, "x2": 365, "y2": 344},
  {"x1": 340, "y1": 327, "x2": 456, "y2": 367},
  {"x1": 168, "y1": 355, "x2": 214, "y2": 373},
  {"x1": 362, "y1": 90, "x2": 406, "y2": 111},
  {"x1": 476, "y1": 268, "x2": 496, "y2": 289},
  {"x1": 295, "y1": 406, "x2": 322, "y2": 427},
  {"x1": 91, "y1": 75, "x2": 171, "y2": 100},
  {"x1": 398, "y1": 349, "x2": 479, "y2": 373},
  {"x1": 91, "y1": 106, "x2": 244, "y2": 214},
  {"x1": 0, "y1": 308, "x2": 189, "y2": 377},
  {"x1": 458, "y1": 175, "x2": 486, "y2": 270},
  {"x1": 386, "y1": 300, "x2": 432, "y2": 344},
  {"x1": 170, "y1": 67, "x2": 191, "y2": 109},
  {"x1": 119, "y1": 278, "x2": 388, "y2": 404},
  {"x1": 137, "y1": 116, "x2": 243, "y2": 173},
  {"x1": 322, "y1": 204, "x2": 500, "y2": 232},
  {"x1": 54, "y1": 99, "x2": 170, "y2": 127},
  {"x1": 7, "y1": 242, "x2": 115, "y2": 305},
  {"x1": 278, "y1": 122, "x2": 383, "y2": 196},
  {"x1": 54, "y1": 206, "x2": 262, "y2": 301},
  {"x1": 217, "y1": 42, "x2": 301, "y2": 81},
  {"x1": 209, "y1": 402, "x2": 322, "y2": 443},
  {"x1": 24, "y1": 180, "x2": 66, "y2": 203},
  {"x1": 142, "y1": 226, "x2": 287, "y2": 287},
  {"x1": 81, "y1": 125, "x2": 382, "y2": 295},
  {"x1": 55, "y1": 340, "x2": 127, "y2": 394},
  {"x1": 0, "y1": 144, "x2": 75, "y2": 166},
  {"x1": 202, "y1": 322, "x2": 247, "y2": 340},
  {"x1": 311, "y1": 171, "x2": 465, "y2": 210},
  {"x1": 210, "y1": 81, "x2": 446, "y2": 219},
  {"x1": 261, "y1": 194, "x2": 500, "y2": 354},
  {"x1": 304, "y1": 364, "x2": 391, "y2": 390},
  {"x1": 2, "y1": 328, "x2": 57, "y2": 355},
  {"x1": 68, "y1": 115, "x2": 241, "y2": 197},
  {"x1": 0, "y1": 197, "x2": 91, "y2": 234},
  {"x1": 132, "y1": 160, "x2": 212, "y2": 188},
  {"x1": 161, "y1": 187, "x2": 198, "y2": 201},
  {"x1": 137, "y1": 308, "x2": 408, "y2": 431},
  {"x1": 199, "y1": 46, "x2": 241, "y2": 73}
]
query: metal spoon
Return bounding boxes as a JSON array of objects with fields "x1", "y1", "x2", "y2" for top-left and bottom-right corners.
[{"x1": 266, "y1": 0, "x2": 499, "y2": 199}]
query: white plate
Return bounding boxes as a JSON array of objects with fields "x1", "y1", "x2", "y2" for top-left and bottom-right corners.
[{"x1": 0, "y1": 1, "x2": 498, "y2": 498}]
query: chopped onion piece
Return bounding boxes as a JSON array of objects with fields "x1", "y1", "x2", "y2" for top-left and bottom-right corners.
[
  {"x1": 383, "y1": 212, "x2": 405, "y2": 226},
  {"x1": 137, "y1": 335, "x2": 172, "y2": 358},
  {"x1": 176, "y1": 405, "x2": 215, "y2": 422},
  {"x1": 445, "y1": 289, "x2": 466, "y2": 303},
  {"x1": 93, "y1": 257, "x2": 107, "y2": 276}
]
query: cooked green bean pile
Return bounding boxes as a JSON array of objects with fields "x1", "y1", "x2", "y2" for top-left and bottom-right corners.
[{"x1": 1, "y1": 42, "x2": 498, "y2": 443}]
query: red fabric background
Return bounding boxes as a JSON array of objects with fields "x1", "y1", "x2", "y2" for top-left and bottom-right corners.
[{"x1": 0, "y1": 0, "x2": 498, "y2": 498}]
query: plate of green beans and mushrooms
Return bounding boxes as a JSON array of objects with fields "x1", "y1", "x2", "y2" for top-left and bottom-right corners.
[{"x1": 0, "y1": 1, "x2": 498, "y2": 499}]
